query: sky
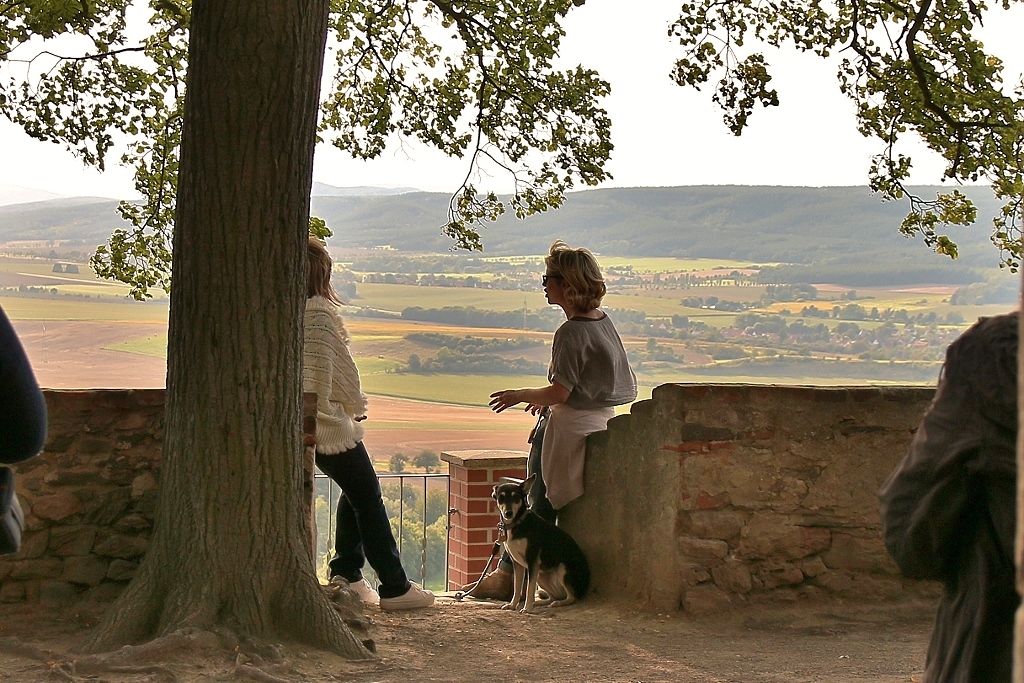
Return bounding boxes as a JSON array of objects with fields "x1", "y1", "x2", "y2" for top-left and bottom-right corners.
[{"x1": 0, "y1": 0, "x2": 1021, "y2": 199}]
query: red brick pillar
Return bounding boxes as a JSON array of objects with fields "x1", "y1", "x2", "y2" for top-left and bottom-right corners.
[{"x1": 442, "y1": 449, "x2": 527, "y2": 591}]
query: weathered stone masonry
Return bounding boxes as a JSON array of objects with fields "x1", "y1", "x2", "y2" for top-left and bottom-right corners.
[
  {"x1": 3, "y1": 385, "x2": 941, "y2": 609},
  {"x1": 560, "y1": 383, "x2": 941, "y2": 613},
  {"x1": 1, "y1": 390, "x2": 164, "y2": 605}
]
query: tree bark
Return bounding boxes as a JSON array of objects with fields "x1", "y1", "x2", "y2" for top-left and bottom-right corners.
[
  {"x1": 1017, "y1": 266, "x2": 1024, "y2": 683},
  {"x1": 85, "y1": 0, "x2": 369, "y2": 658}
]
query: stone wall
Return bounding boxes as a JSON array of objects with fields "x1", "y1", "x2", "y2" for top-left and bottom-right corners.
[
  {"x1": 559, "y1": 383, "x2": 940, "y2": 613},
  {"x1": 3, "y1": 385, "x2": 940, "y2": 610},
  {"x1": 1, "y1": 390, "x2": 164, "y2": 604}
]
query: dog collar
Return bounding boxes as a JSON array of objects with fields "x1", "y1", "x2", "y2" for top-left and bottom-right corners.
[{"x1": 498, "y1": 505, "x2": 528, "y2": 534}]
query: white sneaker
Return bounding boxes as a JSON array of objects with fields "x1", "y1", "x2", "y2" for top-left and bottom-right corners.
[
  {"x1": 379, "y1": 583, "x2": 435, "y2": 610},
  {"x1": 346, "y1": 578, "x2": 380, "y2": 605}
]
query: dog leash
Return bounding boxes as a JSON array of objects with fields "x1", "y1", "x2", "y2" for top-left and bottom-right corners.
[
  {"x1": 453, "y1": 525, "x2": 507, "y2": 601},
  {"x1": 452, "y1": 471, "x2": 532, "y2": 601}
]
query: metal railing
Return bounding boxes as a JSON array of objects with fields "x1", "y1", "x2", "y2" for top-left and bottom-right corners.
[{"x1": 313, "y1": 472, "x2": 450, "y2": 591}]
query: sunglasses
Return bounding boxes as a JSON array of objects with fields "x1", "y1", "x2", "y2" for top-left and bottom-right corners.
[{"x1": 542, "y1": 274, "x2": 563, "y2": 286}]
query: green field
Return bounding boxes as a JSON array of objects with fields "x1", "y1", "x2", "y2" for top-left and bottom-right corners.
[
  {"x1": 2, "y1": 252, "x2": 1001, "y2": 404},
  {"x1": 367, "y1": 419, "x2": 527, "y2": 431},
  {"x1": 353, "y1": 357, "x2": 404, "y2": 374},
  {"x1": 106, "y1": 334, "x2": 168, "y2": 357},
  {"x1": 604, "y1": 292, "x2": 739, "y2": 321},
  {"x1": 0, "y1": 257, "x2": 168, "y2": 300},
  {"x1": 0, "y1": 295, "x2": 169, "y2": 322},
  {"x1": 353, "y1": 283, "x2": 542, "y2": 313},
  {"x1": 599, "y1": 256, "x2": 771, "y2": 272},
  {"x1": 473, "y1": 255, "x2": 772, "y2": 273},
  {"x1": 0, "y1": 258, "x2": 98, "y2": 279},
  {"x1": 360, "y1": 372, "x2": 538, "y2": 406},
  {"x1": 365, "y1": 370, "x2": 647, "y2": 412},
  {"x1": 352, "y1": 282, "x2": 753, "y2": 322}
]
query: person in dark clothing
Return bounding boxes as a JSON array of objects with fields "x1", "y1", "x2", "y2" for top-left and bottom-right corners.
[
  {"x1": 0, "y1": 305, "x2": 47, "y2": 464},
  {"x1": 879, "y1": 312, "x2": 1019, "y2": 682}
]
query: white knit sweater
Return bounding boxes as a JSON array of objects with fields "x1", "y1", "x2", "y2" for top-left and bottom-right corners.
[{"x1": 303, "y1": 296, "x2": 368, "y2": 454}]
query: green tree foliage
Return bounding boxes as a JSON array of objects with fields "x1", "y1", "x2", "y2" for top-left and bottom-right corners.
[
  {"x1": 412, "y1": 450, "x2": 441, "y2": 473},
  {"x1": 401, "y1": 332, "x2": 548, "y2": 374},
  {"x1": 379, "y1": 483, "x2": 448, "y2": 589},
  {"x1": 669, "y1": 0, "x2": 1024, "y2": 269},
  {"x1": 0, "y1": 0, "x2": 611, "y2": 298},
  {"x1": 761, "y1": 284, "x2": 819, "y2": 304},
  {"x1": 949, "y1": 278, "x2": 1020, "y2": 305},
  {"x1": 405, "y1": 331, "x2": 543, "y2": 351},
  {"x1": 408, "y1": 351, "x2": 547, "y2": 375},
  {"x1": 1, "y1": 0, "x2": 187, "y2": 299}
]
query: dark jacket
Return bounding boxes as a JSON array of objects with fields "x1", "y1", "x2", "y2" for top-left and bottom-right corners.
[
  {"x1": 0, "y1": 306, "x2": 47, "y2": 464},
  {"x1": 879, "y1": 312, "x2": 1019, "y2": 682}
]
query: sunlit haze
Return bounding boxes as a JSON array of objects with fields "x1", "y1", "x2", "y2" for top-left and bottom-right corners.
[{"x1": 1, "y1": 0, "x2": 1021, "y2": 199}]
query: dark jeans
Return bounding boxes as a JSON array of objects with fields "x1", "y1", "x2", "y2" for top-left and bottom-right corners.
[
  {"x1": 497, "y1": 412, "x2": 556, "y2": 573},
  {"x1": 315, "y1": 442, "x2": 411, "y2": 599}
]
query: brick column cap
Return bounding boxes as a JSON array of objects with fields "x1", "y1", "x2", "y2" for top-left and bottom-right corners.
[{"x1": 441, "y1": 449, "x2": 527, "y2": 469}]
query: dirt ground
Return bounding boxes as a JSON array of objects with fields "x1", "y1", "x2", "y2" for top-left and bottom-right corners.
[
  {"x1": 360, "y1": 396, "x2": 537, "y2": 456},
  {"x1": 12, "y1": 320, "x2": 168, "y2": 390},
  {"x1": 5, "y1": 318, "x2": 934, "y2": 681},
  {"x1": 0, "y1": 592, "x2": 933, "y2": 682}
]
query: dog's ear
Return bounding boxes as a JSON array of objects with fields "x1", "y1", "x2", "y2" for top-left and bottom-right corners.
[
  {"x1": 522, "y1": 473, "x2": 536, "y2": 495},
  {"x1": 492, "y1": 484, "x2": 500, "y2": 500}
]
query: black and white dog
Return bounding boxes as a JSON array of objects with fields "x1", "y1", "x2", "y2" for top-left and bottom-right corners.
[{"x1": 492, "y1": 475, "x2": 590, "y2": 613}]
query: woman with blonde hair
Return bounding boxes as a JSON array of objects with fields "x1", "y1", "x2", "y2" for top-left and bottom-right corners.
[
  {"x1": 305, "y1": 237, "x2": 433, "y2": 610},
  {"x1": 467, "y1": 240, "x2": 636, "y2": 600}
]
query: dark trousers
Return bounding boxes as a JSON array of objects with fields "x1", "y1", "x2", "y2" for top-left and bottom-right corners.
[
  {"x1": 497, "y1": 413, "x2": 556, "y2": 573},
  {"x1": 525, "y1": 413, "x2": 557, "y2": 523},
  {"x1": 315, "y1": 442, "x2": 411, "y2": 599}
]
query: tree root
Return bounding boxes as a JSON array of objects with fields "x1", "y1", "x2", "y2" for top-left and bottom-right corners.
[
  {"x1": 233, "y1": 651, "x2": 297, "y2": 682},
  {"x1": 234, "y1": 663, "x2": 292, "y2": 683},
  {"x1": 55, "y1": 662, "x2": 180, "y2": 681},
  {"x1": 0, "y1": 631, "x2": 224, "y2": 682},
  {"x1": 0, "y1": 636, "x2": 57, "y2": 661},
  {"x1": 0, "y1": 628, "x2": 353, "y2": 682}
]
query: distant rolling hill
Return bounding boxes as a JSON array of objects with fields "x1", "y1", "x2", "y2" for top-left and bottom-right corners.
[
  {"x1": 312, "y1": 182, "x2": 420, "y2": 196},
  {"x1": 0, "y1": 184, "x2": 65, "y2": 206},
  {"x1": 0, "y1": 185, "x2": 1007, "y2": 283},
  {"x1": 0, "y1": 196, "x2": 124, "y2": 243}
]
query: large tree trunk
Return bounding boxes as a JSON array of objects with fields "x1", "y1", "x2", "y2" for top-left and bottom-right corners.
[
  {"x1": 85, "y1": 0, "x2": 369, "y2": 658},
  {"x1": 1017, "y1": 267, "x2": 1024, "y2": 683}
]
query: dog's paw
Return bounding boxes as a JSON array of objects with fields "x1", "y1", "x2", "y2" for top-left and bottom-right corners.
[{"x1": 500, "y1": 602, "x2": 516, "y2": 610}]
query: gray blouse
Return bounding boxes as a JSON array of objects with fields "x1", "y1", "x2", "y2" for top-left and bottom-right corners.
[{"x1": 549, "y1": 313, "x2": 637, "y2": 410}]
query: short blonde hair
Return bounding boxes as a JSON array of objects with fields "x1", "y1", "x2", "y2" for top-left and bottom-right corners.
[
  {"x1": 544, "y1": 240, "x2": 606, "y2": 312},
  {"x1": 307, "y1": 237, "x2": 343, "y2": 304}
]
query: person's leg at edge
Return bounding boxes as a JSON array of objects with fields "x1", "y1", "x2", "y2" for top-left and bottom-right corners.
[{"x1": 315, "y1": 444, "x2": 410, "y2": 598}]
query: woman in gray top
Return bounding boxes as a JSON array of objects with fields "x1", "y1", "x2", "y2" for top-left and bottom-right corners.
[{"x1": 468, "y1": 240, "x2": 636, "y2": 599}]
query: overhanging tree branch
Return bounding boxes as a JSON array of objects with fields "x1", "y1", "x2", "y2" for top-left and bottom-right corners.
[{"x1": 669, "y1": 0, "x2": 1024, "y2": 269}]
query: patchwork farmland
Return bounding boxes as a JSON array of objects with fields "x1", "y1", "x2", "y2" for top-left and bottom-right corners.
[{"x1": 1, "y1": 247, "x2": 1017, "y2": 460}]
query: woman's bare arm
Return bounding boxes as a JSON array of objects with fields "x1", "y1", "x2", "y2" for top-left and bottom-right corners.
[{"x1": 488, "y1": 382, "x2": 570, "y2": 414}]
